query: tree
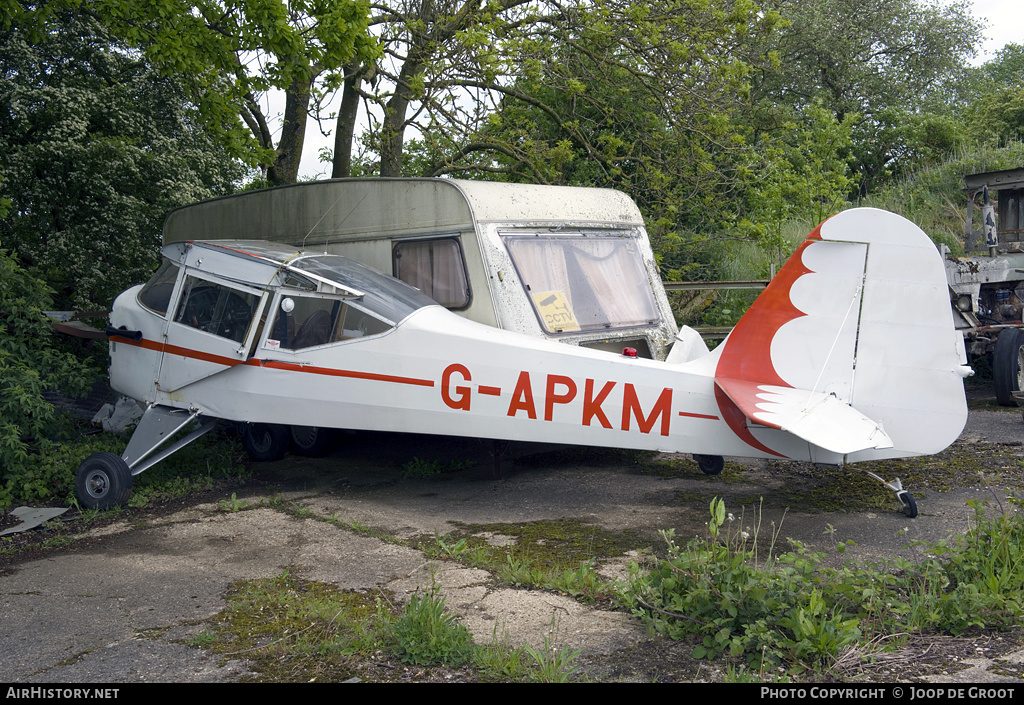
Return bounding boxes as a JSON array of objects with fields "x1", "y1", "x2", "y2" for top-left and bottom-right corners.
[
  {"x1": 5, "y1": 0, "x2": 379, "y2": 185},
  {"x1": 0, "y1": 244, "x2": 96, "y2": 507},
  {"x1": 328, "y1": 0, "x2": 548, "y2": 177},
  {"x1": 0, "y1": 10, "x2": 248, "y2": 309},
  {"x1": 965, "y1": 43, "x2": 1024, "y2": 146},
  {"x1": 749, "y1": 0, "x2": 983, "y2": 194},
  {"x1": 337, "y1": 0, "x2": 780, "y2": 193}
]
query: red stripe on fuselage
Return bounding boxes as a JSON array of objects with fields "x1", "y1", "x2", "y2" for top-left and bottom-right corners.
[{"x1": 111, "y1": 336, "x2": 435, "y2": 387}]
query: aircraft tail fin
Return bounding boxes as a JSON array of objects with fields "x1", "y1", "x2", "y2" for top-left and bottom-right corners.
[{"x1": 714, "y1": 208, "x2": 969, "y2": 461}]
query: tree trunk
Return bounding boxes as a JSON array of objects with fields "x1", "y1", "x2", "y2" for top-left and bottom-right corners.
[
  {"x1": 379, "y1": 0, "x2": 435, "y2": 177},
  {"x1": 332, "y1": 65, "x2": 364, "y2": 179},
  {"x1": 379, "y1": 58, "x2": 422, "y2": 177},
  {"x1": 268, "y1": 69, "x2": 313, "y2": 186}
]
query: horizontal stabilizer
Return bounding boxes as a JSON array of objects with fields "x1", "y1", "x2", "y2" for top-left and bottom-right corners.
[{"x1": 715, "y1": 377, "x2": 894, "y2": 455}]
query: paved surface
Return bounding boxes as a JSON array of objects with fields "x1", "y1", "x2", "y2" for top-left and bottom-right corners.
[{"x1": 1, "y1": 396, "x2": 1023, "y2": 683}]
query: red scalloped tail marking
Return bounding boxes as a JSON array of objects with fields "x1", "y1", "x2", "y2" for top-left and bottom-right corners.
[
  {"x1": 713, "y1": 233, "x2": 821, "y2": 456},
  {"x1": 716, "y1": 237, "x2": 815, "y2": 386},
  {"x1": 713, "y1": 384, "x2": 786, "y2": 457}
]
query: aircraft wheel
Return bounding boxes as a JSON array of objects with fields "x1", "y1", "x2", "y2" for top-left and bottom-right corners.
[
  {"x1": 75, "y1": 452, "x2": 132, "y2": 510},
  {"x1": 898, "y1": 490, "x2": 918, "y2": 519},
  {"x1": 290, "y1": 425, "x2": 334, "y2": 457},
  {"x1": 242, "y1": 423, "x2": 290, "y2": 462},
  {"x1": 993, "y1": 328, "x2": 1024, "y2": 406},
  {"x1": 694, "y1": 454, "x2": 724, "y2": 476}
]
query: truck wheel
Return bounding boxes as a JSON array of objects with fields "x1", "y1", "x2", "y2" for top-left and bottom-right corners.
[
  {"x1": 290, "y1": 425, "x2": 334, "y2": 457},
  {"x1": 75, "y1": 452, "x2": 132, "y2": 510},
  {"x1": 242, "y1": 423, "x2": 290, "y2": 461},
  {"x1": 993, "y1": 328, "x2": 1024, "y2": 406}
]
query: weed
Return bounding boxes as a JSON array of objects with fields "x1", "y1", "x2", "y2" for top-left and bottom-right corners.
[
  {"x1": 473, "y1": 627, "x2": 531, "y2": 681},
  {"x1": 390, "y1": 589, "x2": 474, "y2": 666},
  {"x1": 401, "y1": 456, "x2": 473, "y2": 479},
  {"x1": 622, "y1": 496, "x2": 1024, "y2": 676},
  {"x1": 188, "y1": 630, "x2": 216, "y2": 647},
  {"x1": 343, "y1": 516, "x2": 371, "y2": 533},
  {"x1": 218, "y1": 492, "x2": 250, "y2": 512},
  {"x1": 524, "y1": 630, "x2": 583, "y2": 683},
  {"x1": 40, "y1": 534, "x2": 73, "y2": 549}
]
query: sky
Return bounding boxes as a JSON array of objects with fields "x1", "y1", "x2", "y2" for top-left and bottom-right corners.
[
  {"x1": 968, "y1": 0, "x2": 1022, "y2": 62},
  {"x1": 290, "y1": 0, "x2": 1023, "y2": 179}
]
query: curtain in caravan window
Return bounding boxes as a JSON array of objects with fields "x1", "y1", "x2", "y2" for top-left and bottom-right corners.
[
  {"x1": 568, "y1": 239, "x2": 657, "y2": 327},
  {"x1": 506, "y1": 235, "x2": 658, "y2": 333},
  {"x1": 505, "y1": 237, "x2": 572, "y2": 304},
  {"x1": 393, "y1": 239, "x2": 470, "y2": 308}
]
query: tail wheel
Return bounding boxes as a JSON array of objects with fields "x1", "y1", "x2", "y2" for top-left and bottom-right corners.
[
  {"x1": 898, "y1": 491, "x2": 918, "y2": 519},
  {"x1": 75, "y1": 452, "x2": 132, "y2": 510},
  {"x1": 242, "y1": 423, "x2": 290, "y2": 461}
]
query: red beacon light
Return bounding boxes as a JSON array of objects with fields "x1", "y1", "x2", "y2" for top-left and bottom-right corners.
[{"x1": 622, "y1": 347, "x2": 638, "y2": 357}]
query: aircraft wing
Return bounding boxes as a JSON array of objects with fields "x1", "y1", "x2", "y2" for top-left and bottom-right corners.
[{"x1": 714, "y1": 377, "x2": 894, "y2": 455}]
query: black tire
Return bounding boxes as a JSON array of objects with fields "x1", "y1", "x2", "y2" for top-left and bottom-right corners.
[
  {"x1": 993, "y1": 327, "x2": 1024, "y2": 407},
  {"x1": 289, "y1": 425, "x2": 334, "y2": 457},
  {"x1": 75, "y1": 452, "x2": 132, "y2": 510},
  {"x1": 898, "y1": 491, "x2": 918, "y2": 519},
  {"x1": 694, "y1": 454, "x2": 724, "y2": 476},
  {"x1": 242, "y1": 423, "x2": 290, "y2": 462}
]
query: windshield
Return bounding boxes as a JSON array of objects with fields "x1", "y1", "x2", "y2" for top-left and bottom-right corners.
[
  {"x1": 293, "y1": 254, "x2": 438, "y2": 324},
  {"x1": 503, "y1": 233, "x2": 659, "y2": 334},
  {"x1": 137, "y1": 259, "x2": 180, "y2": 316}
]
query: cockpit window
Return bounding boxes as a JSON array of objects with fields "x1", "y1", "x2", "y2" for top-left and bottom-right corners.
[
  {"x1": 503, "y1": 233, "x2": 659, "y2": 334},
  {"x1": 173, "y1": 275, "x2": 260, "y2": 344},
  {"x1": 137, "y1": 259, "x2": 180, "y2": 316},
  {"x1": 267, "y1": 294, "x2": 392, "y2": 351}
]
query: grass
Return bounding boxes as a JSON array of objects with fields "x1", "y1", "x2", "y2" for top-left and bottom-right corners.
[
  {"x1": 621, "y1": 496, "x2": 1024, "y2": 677},
  {"x1": 414, "y1": 518, "x2": 641, "y2": 602},
  {"x1": 401, "y1": 456, "x2": 475, "y2": 478},
  {"x1": 192, "y1": 570, "x2": 582, "y2": 682}
]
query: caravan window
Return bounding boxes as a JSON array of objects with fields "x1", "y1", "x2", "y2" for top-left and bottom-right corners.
[
  {"x1": 393, "y1": 238, "x2": 471, "y2": 308},
  {"x1": 504, "y1": 233, "x2": 659, "y2": 334}
]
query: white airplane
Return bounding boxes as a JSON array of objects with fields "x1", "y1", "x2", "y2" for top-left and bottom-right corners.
[{"x1": 77, "y1": 208, "x2": 972, "y2": 516}]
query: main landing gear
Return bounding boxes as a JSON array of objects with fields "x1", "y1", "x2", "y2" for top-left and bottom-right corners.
[{"x1": 74, "y1": 405, "x2": 216, "y2": 510}]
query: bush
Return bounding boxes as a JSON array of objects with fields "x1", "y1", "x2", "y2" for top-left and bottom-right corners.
[
  {"x1": 0, "y1": 249, "x2": 98, "y2": 508},
  {"x1": 621, "y1": 497, "x2": 1024, "y2": 674}
]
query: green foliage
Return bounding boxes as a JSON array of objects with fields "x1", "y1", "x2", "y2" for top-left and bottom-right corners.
[
  {"x1": 0, "y1": 11, "x2": 248, "y2": 309},
  {"x1": 622, "y1": 497, "x2": 1024, "y2": 675},
  {"x1": 389, "y1": 590, "x2": 474, "y2": 666},
  {"x1": 217, "y1": 492, "x2": 251, "y2": 513},
  {"x1": 753, "y1": 0, "x2": 982, "y2": 195},
  {"x1": 0, "y1": 249, "x2": 97, "y2": 508},
  {"x1": 904, "y1": 498, "x2": 1024, "y2": 634},
  {"x1": 860, "y1": 141, "x2": 1024, "y2": 254},
  {"x1": 419, "y1": 520, "x2": 627, "y2": 603},
  {"x1": 524, "y1": 634, "x2": 582, "y2": 683},
  {"x1": 738, "y1": 101, "x2": 858, "y2": 254},
  {"x1": 193, "y1": 570, "x2": 583, "y2": 681},
  {"x1": 11, "y1": 1, "x2": 378, "y2": 183},
  {"x1": 400, "y1": 456, "x2": 473, "y2": 478}
]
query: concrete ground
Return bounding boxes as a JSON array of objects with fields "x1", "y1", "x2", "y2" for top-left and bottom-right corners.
[{"x1": 2, "y1": 389, "x2": 1023, "y2": 683}]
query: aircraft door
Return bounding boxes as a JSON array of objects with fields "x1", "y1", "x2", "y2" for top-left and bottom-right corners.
[{"x1": 156, "y1": 272, "x2": 268, "y2": 392}]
